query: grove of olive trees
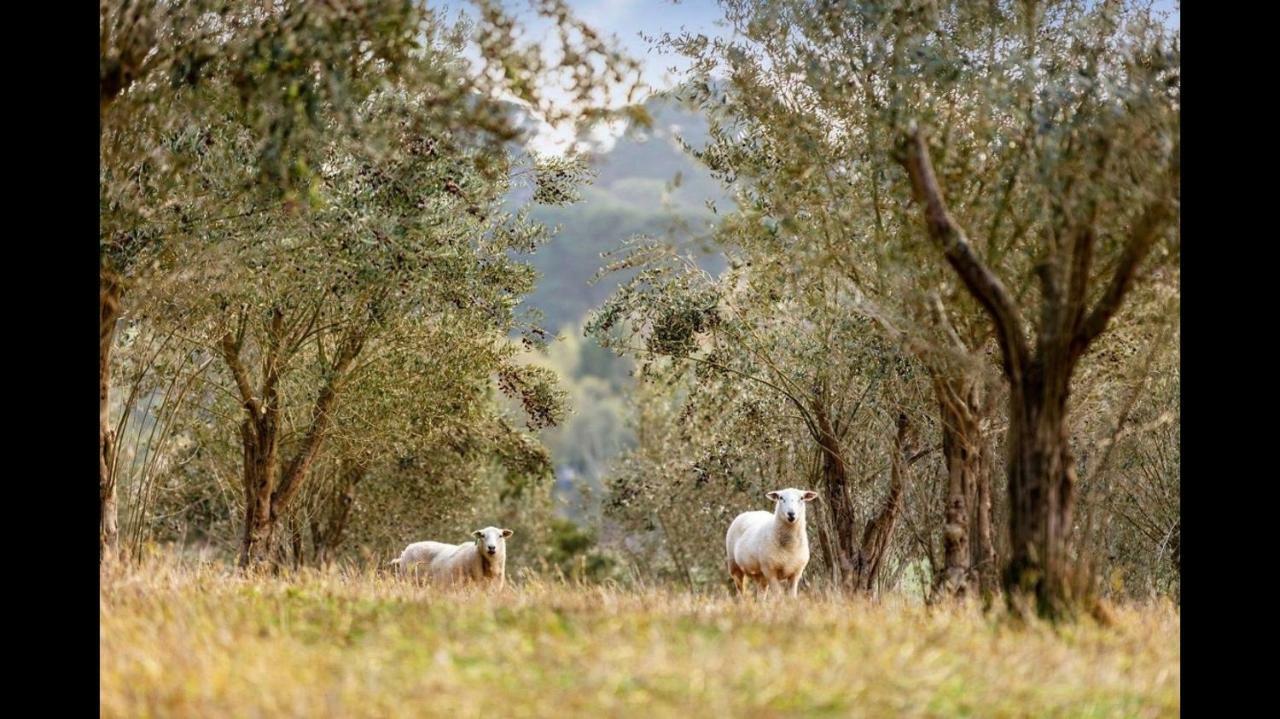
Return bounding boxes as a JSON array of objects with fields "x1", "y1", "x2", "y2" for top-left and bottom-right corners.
[
  {"x1": 589, "y1": 0, "x2": 1177, "y2": 619},
  {"x1": 102, "y1": 0, "x2": 1178, "y2": 626}
]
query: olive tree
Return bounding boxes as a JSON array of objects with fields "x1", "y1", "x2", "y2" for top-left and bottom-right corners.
[
  {"x1": 644, "y1": 0, "x2": 1177, "y2": 617},
  {"x1": 100, "y1": 0, "x2": 640, "y2": 562}
]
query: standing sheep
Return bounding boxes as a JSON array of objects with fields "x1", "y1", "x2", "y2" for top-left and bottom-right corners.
[
  {"x1": 390, "y1": 526, "x2": 513, "y2": 590},
  {"x1": 726, "y1": 488, "x2": 818, "y2": 599}
]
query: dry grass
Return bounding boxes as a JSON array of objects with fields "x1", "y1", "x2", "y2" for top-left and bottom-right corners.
[{"x1": 101, "y1": 554, "x2": 1178, "y2": 718}]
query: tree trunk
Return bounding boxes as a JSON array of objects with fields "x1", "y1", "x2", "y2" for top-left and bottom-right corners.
[
  {"x1": 972, "y1": 434, "x2": 999, "y2": 599},
  {"x1": 226, "y1": 319, "x2": 362, "y2": 570},
  {"x1": 814, "y1": 406, "x2": 915, "y2": 595},
  {"x1": 313, "y1": 463, "x2": 366, "y2": 567},
  {"x1": 238, "y1": 418, "x2": 280, "y2": 569},
  {"x1": 100, "y1": 275, "x2": 122, "y2": 564},
  {"x1": 930, "y1": 373, "x2": 999, "y2": 601},
  {"x1": 849, "y1": 413, "x2": 914, "y2": 594},
  {"x1": 1003, "y1": 373, "x2": 1079, "y2": 620},
  {"x1": 932, "y1": 375, "x2": 983, "y2": 599},
  {"x1": 815, "y1": 409, "x2": 858, "y2": 586}
]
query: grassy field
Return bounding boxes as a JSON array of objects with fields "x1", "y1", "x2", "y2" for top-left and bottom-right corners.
[{"x1": 100, "y1": 555, "x2": 1179, "y2": 718}]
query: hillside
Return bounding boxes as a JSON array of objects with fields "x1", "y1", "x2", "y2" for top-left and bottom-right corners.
[{"x1": 520, "y1": 95, "x2": 730, "y2": 335}]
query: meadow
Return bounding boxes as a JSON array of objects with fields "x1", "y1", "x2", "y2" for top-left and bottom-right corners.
[{"x1": 101, "y1": 554, "x2": 1179, "y2": 718}]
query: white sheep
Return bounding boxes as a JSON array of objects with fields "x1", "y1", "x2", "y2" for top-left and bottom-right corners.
[
  {"x1": 725, "y1": 488, "x2": 818, "y2": 599},
  {"x1": 390, "y1": 526, "x2": 513, "y2": 590}
]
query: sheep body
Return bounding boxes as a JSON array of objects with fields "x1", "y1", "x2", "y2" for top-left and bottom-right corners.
[
  {"x1": 725, "y1": 488, "x2": 817, "y2": 598},
  {"x1": 391, "y1": 527, "x2": 510, "y2": 589}
]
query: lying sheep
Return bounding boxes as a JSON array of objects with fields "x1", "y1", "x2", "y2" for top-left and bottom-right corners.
[
  {"x1": 726, "y1": 488, "x2": 818, "y2": 599},
  {"x1": 390, "y1": 526, "x2": 512, "y2": 590}
]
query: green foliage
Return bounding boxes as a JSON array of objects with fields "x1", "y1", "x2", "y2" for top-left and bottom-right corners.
[
  {"x1": 103, "y1": 0, "x2": 648, "y2": 566},
  {"x1": 587, "y1": 0, "x2": 1179, "y2": 597},
  {"x1": 543, "y1": 518, "x2": 621, "y2": 582}
]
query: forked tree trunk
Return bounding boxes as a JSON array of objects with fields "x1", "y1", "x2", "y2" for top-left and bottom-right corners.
[
  {"x1": 100, "y1": 274, "x2": 123, "y2": 564},
  {"x1": 224, "y1": 315, "x2": 364, "y2": 570},
  {"x1": 930, "y1": 372, "x2": 1000, "y2": 602},
  {"x1": 900, "y1": 129, "x2": 1176, "y2": 620},
  {"x1": 238, "y1": 417, "x2": 280, "y2": 568},
  {"x1": 815, "y1": 408, "x2": 914, "y2": 595},
  {"x1": 312, "y1": 463, "x2": 367, "y2": 567},
  {"x1": 849, "y1": 413, "x2": 915, "y2": 594}
]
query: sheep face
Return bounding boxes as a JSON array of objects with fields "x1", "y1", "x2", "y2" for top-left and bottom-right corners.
[
  {"x1": 765, "y1": 488, "x2": 818, "y2": 525},
  {"x1": 472, "y1": 526, "x2": 513, "y2": 557}
]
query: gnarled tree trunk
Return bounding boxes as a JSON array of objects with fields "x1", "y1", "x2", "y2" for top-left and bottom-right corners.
[
  {"x1": 900, "y1": 129, "x2": 1176, "y2": 620},
  {"x1": 814, "y1": 407, "x2": 858, "y2": 586},
  {"x1": 929, "y1": 371, "x2": 1000, "y2": 602},
  {"x1": 1004, "y1": 371, "x2": 1079, "y2": 618},
  {"x1": 813, "y1": 404, "x2": 915, "y2": 595},
  {"x1": 238, "y1": 414, "x2": 280, "y2": 568},
  {"x1": 932, "y1": 374, "x2": 984, "y2": 599},
  {"x1": 972, "y1": 434, "x2": 999, "y2": 599}
]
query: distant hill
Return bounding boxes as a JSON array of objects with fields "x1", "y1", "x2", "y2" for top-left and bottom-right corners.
[{"x1": 518, "y1": 95, "x2": 730, "y2": 335}]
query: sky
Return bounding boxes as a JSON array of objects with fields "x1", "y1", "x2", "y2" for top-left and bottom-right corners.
[{"x1": 436, "y1": 0, "x2": 1179, "y2": 154}]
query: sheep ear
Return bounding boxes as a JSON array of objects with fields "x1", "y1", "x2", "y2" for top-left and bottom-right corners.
[
  {"x1": 473, "y1": 530, "x2": 484, "y2": 538},
  {"x1": 501, "y1": 528, "x2": 513, "y2": 538},
  {"x1": 802, "y1": 491, "x2": 819, "y2": 502},
  {"x1": 765, "y1": 491, "x2": 781, "y2": 501}
]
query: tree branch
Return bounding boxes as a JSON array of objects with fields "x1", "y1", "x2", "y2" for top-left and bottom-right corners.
[
  {"x1": 1074, "y1": 195, "x2": 1175, "y2": 353},
  {"x1": 261, "y1": 306, "x2": 286, "y2": 418},
  {"x1": 271, "y1": 324, "x2": 367, "y2": 516},
  {"x1": 219, "y1": 326, "x2": 260, "y2": 421},
  {"x1": 899, "y1": 129, "x2": 1029, "y2": 383}
]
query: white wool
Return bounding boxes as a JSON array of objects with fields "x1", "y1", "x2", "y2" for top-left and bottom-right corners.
[
  {"x1": 725, "y1": 488, "x2": 818, "y2": 599},
  {"x1": 391, "y1": 526, "x2": 512, "y2": 590}
]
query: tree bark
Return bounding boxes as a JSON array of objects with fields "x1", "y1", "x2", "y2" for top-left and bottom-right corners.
[
  {"x1": 225, "y1": 317, "x2": 364, "y2": 569},
  {"x1": 100, "y1": 274, "x2": 123, "y2": 564},
  {"x1": 1004, "y1": 369, "x2": 1079, "y2": 619},
  {"x1": 932, "y1": 375, "x2": 983, "y2": 599},
  {"x1": 238, "y1": 416, "x2": 280, "y2": 568},
  {"x1": 814, "y1": 404, "x2": 915, "y2": 595},
  {"x1": 921, "y1": 295, "x2": 998, "y2": 602}
]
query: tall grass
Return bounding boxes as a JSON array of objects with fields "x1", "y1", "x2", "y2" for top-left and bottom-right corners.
[{"x1": 101, "y1": 552, "x2": 1178, "y2": 718}]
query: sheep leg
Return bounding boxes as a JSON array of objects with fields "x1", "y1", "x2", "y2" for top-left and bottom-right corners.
[
  {"x1": 751, "y1": 574, "x2": 769, "y2": 601},
  {"x1": 767, "y1": 575, "x2": 787, "y2": 602},
  {"x1": 729, "y1": 563, "x2": 746, "y2": 597},
  {"x1": 787, "y1": 571, "x2": 802, "y2": 598}
]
